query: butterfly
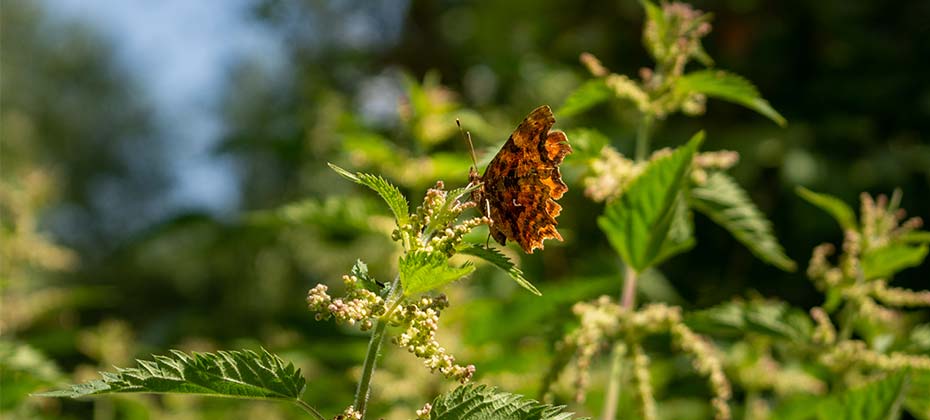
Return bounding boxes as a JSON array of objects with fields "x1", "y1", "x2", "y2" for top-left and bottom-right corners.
[{"x1": 466, "y1": 105, "x2": 572, "y2": 254}]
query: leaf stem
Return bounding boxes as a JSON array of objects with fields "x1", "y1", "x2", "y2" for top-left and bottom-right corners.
[
  {"x1": 635, "y1": 115, "x2": 654, "y2": 162},
  {"x1": 295, "y1": 399, "x2": 327, "y2": 420},
  {"x1": 603, "y1": 266, "x2": 639, "y2": 420},
  {"x1": 354, "y1": 276, "x2": 402, "y2": 418}
]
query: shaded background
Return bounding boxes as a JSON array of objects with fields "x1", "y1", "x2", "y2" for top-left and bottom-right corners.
[{"x1": 3, "y1": 0, "x2": 929, "y2": 418}]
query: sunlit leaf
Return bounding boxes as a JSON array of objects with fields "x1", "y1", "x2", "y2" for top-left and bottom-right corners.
[
  {"x1": 685, "y1": 300, "x2": 813, "y2": 342},
  {"x1": 816, "y1": 371, "x2": 908, "y2": 420},
  {"x1": 676, "y1": 70, "x2": 786, "y2": 126},
  {"x1": 862, "y1": 244, "x2": 929, "y2": 279},
  {"x1": 428, "y1": 384, "x2": 586, "y2": 420},
  {"x1": 796, "y1": 187, "x2": 858, "y2": 231},
  {"x1": 557, "y1": 79, "x2": 612, "y2": 117},
  {"x1": 328, "y1": 163, "x2": 409, "y2": 226},
  {"x1": 35, "y1": 349, "x2": 307, "y2": 403},
  {"x1": 563, "y1": 128, "x2": 609, "y2": 160},
  {"x1": 598, "y1": 132, "x2": 702, "y2": 272},
  {"x1": 456, "y1": 244, "x2": 539, "y2": 296},
  {"x1": 691, "y1": 172, "x2": 796, "y2": 271},
  {"x1": 400, "y1": 251, "x2": 475, "y2": 296}
]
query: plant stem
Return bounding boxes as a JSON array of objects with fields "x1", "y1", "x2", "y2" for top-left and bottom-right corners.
[
  {"x1": 296, "y1": 399, "x2": 327, "y2": 420},
  {"x1": 603, "y1": 266, "x2": 639, "y2": 420},
  {"x1": 353, "y1": 276, "x2": 402, "y2": 418},
  {"x1": 634, "y1": 115, "x2": 654, "y2": 162},
  {"x1": 601, "y1": 342, "x2": 627, "y2": 420}
]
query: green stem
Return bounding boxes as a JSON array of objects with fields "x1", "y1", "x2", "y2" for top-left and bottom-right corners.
[
  {"x1": 296, "y1": 399, "x2": 327, "y2": 420},
  {"x1": 603, "y1": 266, "x2": 639, "y2": 420},
  {"x1": 353, "y1": 276, "x2": 402, "y2": 418},
  {"x1": 601, "y1": 342, "x2": 627, "y2": 420},
  {"x1": 634, "y1": 115, "x2": 654, "y2": 162}
]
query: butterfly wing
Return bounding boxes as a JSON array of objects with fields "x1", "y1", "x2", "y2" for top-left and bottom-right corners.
[{"x1": 478, "y1": 105, "x2": 571, "y2": 253}]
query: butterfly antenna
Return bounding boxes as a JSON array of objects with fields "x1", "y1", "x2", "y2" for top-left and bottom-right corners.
[{"x1": 457, "y1": 118, "x2": 479, "y2": 171}]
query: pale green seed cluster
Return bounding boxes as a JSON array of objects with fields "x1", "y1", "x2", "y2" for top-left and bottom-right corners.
[
  {"x1": 821, "y1": 340, "x2": 930, "y2": 372},
  {"x1": 556, "y1": 297, "x2": 730, "y2": 420},
  {"x1": 334, "y1": 405, "x2": 361, "y2": 420},
  {"x1": 306, "y1": 275, "x2": 385, "y2": 331},
  {"x1": 390, "y1": 295, "x2": 475, "y2": 383},
  {"x1": 415, "y1": 403, "x2": 432, "y2": 419},
  {"x1": 393, "y1": 181, "x2": 489, "y2": 255}
]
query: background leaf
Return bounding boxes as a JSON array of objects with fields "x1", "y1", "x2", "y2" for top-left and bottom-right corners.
[
  {"x1": 862, "y1": 244, "x2": 929, "y2": 279},
  {"x1": 35, "y1": 349, "x2": 307, "y2": 403},
  {"x1": 685, "y1": 300, "x2": 813, "y2": 342},
  {"x1": 691, "y1": 172, "x2": 796, "y2": 271},
  {"x1": 676, "y1": 69, "x2": 786, "y2": 126},
  {"x1": 816, "y1": 371, "x2": 908, "y2": 420},
  {"x1": 598, "y1": 132, "x2": 702, "y2": 272},
  {"x1": 400, "y1": 251, "x2": 475, "y2": 296},
  {"x1": 796, "y1": 187, "x2": 858, "y2": 231},
  {"x1": 457, "y1": 244, "x2": 540, "y2": 295},
  {"x1": 328, "y1": 163, "x2": 410, "y2": 226},
  {"x1": 557, "y1": 79, "x2": 612, "y2": 117},
  {"x1": 428, "y1": 384, "x2": 586, "y2": 420}
]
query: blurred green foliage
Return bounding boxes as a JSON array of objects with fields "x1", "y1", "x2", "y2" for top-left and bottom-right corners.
[{"x1": 2, "y1": 0, "x2": 929, "y2": 418}]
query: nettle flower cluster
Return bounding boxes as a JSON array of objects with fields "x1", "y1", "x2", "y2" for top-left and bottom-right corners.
[
  {"x1": 584, "y1": 146, "x2": 738, "y2": 203},
  {"x1": 307, "y1": 180, "x2": 489, "y2": 384},
  {"x1": 579, "y1": 1, "x2": 714, "y2": 120},
  {"x1": 805, "y1": 191, "x2": 930, "y2": 374},
  {"x1": 544, "y1": 297, "x2": 731, "y2": 420}
]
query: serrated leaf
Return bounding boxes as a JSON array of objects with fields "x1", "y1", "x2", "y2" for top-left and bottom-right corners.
[
  {"x1": 351, "y1": 259, "x2": 383, "y2": 293},
  {"x1": 456, "y1": 244, "x2": 539, "y2": 296},
  {"x1": 598, "y1": 132, "x2": 703, "y2": 272},
  {"x1": 862, "y1": 244, "x2": 929, "y2": 279},
  {"x1": 685, "y1": 300, "x2": 813, "y2": 342},
  {"x1": 676, "y1": 70, "x2": 786, "y2": 126},
  {"x1": 400, "y1": 251, "x2": 475, "y2": 296},
  {"x1": 35, "y1": 349, "x2": 306, "y2": 403},
  {"x1": 428, "y1": 384, "x2": 587, "y2": 420},
  {"x1": 691, "y1": 172, "x2": 796, "y2": 271},
  {"x1": 817, "y1": 371, "x2": 908, "y2": 420},
  {"x1": 653, "y1": 193, "x2": 696, "y2": 266},
  {"x1": 558, "y1": 79, "x2": 612, "y2": 117},
  {"x1": 796, "y1": 187, "x2": 858, "y2": 231},
  {"x1": 328, "y1": 163, "x2": 409, "y2": 226}
]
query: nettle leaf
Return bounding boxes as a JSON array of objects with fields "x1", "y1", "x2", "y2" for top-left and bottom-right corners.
[
  {"x1": 796, "y1": 187, "x2": 858, "y2": 231},
  {"x1": 653, "y1": 193, "x2": 697, "y2": 266},
  {"x1": 351, "y1": 259, "x2": 383, "y2": 293},
  {"x1": 676, "y1": 70, "x2": 786, "y2": 127},
  {"x1": 35, "y1": 349, "x2": 306, "y2": 403},
  {"x1": 457, "y1": 244, "x2": 540, "y2": 296},
  {"x1": 400, "y1": 251, "x2": 475, "y2": 296},
  {"x1": 428, "y1": 384, "x2": 587, "y2": 420},
  {"x1": 328, "y1": 163, "x2": 409, "y2": 226},
  {"x1": 558, "y1": 79, "x2": 612, "y2": 118},
  {"x1": 685, "y1": 300, "x2": 813, "y2": 342},
  {"x1": 425, "y1": 183, "x2": 481, "y2": 235},
  {"x1": 247, "y1": 196, "x2": 381, "y2": 235},
  {"x1": 816, "y1": 371, "x2": 909, "y2": 420},
  {"x1": 598, "y1": 132, "x2": 702, "y2": 272},
  {"x1": 691, "y1": 172, "x2": 796, "y2": 271},
  {"x1": 862, "y1": 244, "x2": 929, "y2": 279}
]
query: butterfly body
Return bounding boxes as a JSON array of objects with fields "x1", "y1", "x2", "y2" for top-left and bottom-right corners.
[{"x1": 470, "y1": 105, "x2": 572, "y2": 254}]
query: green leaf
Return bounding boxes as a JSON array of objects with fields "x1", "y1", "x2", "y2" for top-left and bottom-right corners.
[
  {"x1": 796, "y1": 187, "x2": 858, "y2": 231},
  {"x1": 862, "y1": 244, "x2": 929, "y2": 279},
  {"x1": 328, "y1": 163, "x2": 409, "y2": 226},
  {"x1": 400, "y1": 251, "x2": 475, "y2": 296},
  {"x1": 901, "y1": 231, "x2": 930, "y2": 244},
  {"x1": 425, "y1": 183, "x2": 481, "y2": 235},
  {"x1": 685, "y1": 300, "x2": 813, "y2": 342},
  {"x1": 691, "y1": 172, "x2": 796, "y2": 271},
  {"x1": 35, "y1": 348, "x2": 307, "y2": 403},
  {"x1": 247, "y1": 196, "x2": 381, "y2": 235},
  {"x1": 598, "y1": 132, "x2": 703, "y2": 272},
  {"x1": 816, "y1": 371, "x2": 908, "y2": 420},
  {"x1": 676, "y1": 70, "x2": 786, "y2": 126},
  {"x1": 557, "y1": 79, "x2": 612, "y2": 118},
  {"x1": 456, "y1": 244, "x2": 540, "y2": 296},
  {"x1": 653, "y1": 194, "x2": 696, "y2": 266},
  {"x1": 428, "y1": 384, "x2": 587, "y2": 420},
  {"x1": 1, "y1": 340, "x2": 64, "y2": 410},
  {"x1": 350, "y1": 259, "x2": 383, "y2": 293},
  {"x1": 905, "y1": 370, "x2": 930, "y2": 419}
]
